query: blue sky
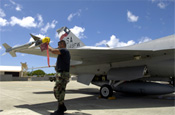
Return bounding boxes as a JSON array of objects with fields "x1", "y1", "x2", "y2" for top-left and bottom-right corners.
[{"x1": 0, "y1": 0, "x2": 174, "y2": 73}]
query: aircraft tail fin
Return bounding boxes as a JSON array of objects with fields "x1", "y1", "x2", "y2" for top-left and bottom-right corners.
[
  {"x1": 57, "y1": 27, "x2": 85, "y2": 49},
  {"x1": 2, "y1": 43, "x2": 16, "y2": 57}
]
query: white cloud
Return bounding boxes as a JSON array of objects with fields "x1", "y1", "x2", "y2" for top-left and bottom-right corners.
[
  {"x1": 157, "y1": 2, "x2": 167, "y2": 9},
  {"x1": 96, "y1": 35, "x2": 153, "y2": 48},
  {"x1": 96, "y1": 35, "x2": 135, "y2": 48},
  {"x1": 139, "y1": 37, "x2": 152, "y2": 43},
  {"x1": 151, "y1": 0, "x2": 156, "y2": 2},
  {"x1": 95, "y1": 40, "x2": 107, "y2": 46},
  {"x1": 0, "y1": 9, "x2": 9, "y2": 27},
  {"x1": 55, "y1": 32, "x2": 59, "y2": 38},
  {"x1": 37, "y1": 14, "x2": 43, "y2": 27},
  {"x1": 68, "y1": 14, "x2": 73, "y2": 21},
  {"x1": 108, "y1": 35, "x2": 135, "y2": 47},
  {"x1": 127, "y1": 10, "x2": 139, "y2": 22},
  {"x1": 10, "y1": 0, "x2": 16, "y2": 5},
  {"x1": 10, "y1": 16, "x2": 37, "y2": 28},
  {"x1": 13, "y1": 44, "x2": 21, "y2": 47},
  {"x1": 151, "y1": 0, "x2": 171, "y2": 9},
  {"x1": 4, "y1": 4, "x2": 10, "y2": 7},
  {"x1": 50, "y1": 41, "x2": 54, "y2": 44},
  {"x1": 0, "y1": 13, "x2": 57, "y2": 33},
  {"x1": 67, "y1": 9, "x2": 82, "y2": 21},
  {"x1": 0, "y1": 45, "x2": 2, "y2": 50},
  {"x1": 0, "y1": 9, "x2": 6, "y2": 17},
  {"x1": 0, "y1": 17, "x2": 9, "y2": 26},
  {"x1": 40, "y1": 20, "x2": 58, "y2": 33},
  {"x1": 70, "y1": 26, "x2": 86, "y2": 39},
  {"x1": 10, "y1": 0, "x2": 22, "y2": 11},
  {"x1": 0, "y1": 14, "x2": 45, "y2": 29},
  {"x1": 16, "y1": 5, "x2": 22, "y2": 11}
]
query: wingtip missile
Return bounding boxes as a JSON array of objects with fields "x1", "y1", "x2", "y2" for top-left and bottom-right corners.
[
  {"x1": 2, "y1": 34, "x2": 50, "y2": 57},
  {"x1": 2, "y1": 42, "x2": 35, "y2": 57}
]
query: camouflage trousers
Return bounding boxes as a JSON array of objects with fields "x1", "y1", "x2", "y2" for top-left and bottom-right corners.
[{"x1": 54, "y1": 72, "x2": 70, "y2": 103}]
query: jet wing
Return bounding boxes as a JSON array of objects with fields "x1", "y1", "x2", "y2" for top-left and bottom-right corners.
[
  {"x1": 4, "y1": 42, "x2": 173, "y2": 66},
  {"x1": 71, "y1": 48, "x2": 174, "y2": 65},
  {"x1": 69, "y1": 48, "x2": 154, "y2": 65},
  {"x1": 15, "y1": 46, "x2": 155, "y2": 65}
]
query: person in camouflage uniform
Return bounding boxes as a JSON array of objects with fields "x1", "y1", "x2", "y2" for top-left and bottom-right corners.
[
  {"x1": 49, "y1": 40, "x2": 70, "y2": 115},
  {"x1": 54, "y1": 72, "x2": 70, "y2": 104}
]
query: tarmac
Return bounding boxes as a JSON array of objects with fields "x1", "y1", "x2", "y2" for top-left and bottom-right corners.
[{"x1": 0, "y1": 81, "x2": 174, "y2": 115}]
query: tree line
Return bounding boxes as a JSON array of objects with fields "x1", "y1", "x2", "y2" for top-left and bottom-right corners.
[{"x1": 27, "y1": 70, "x2": 56, "y2": 77}]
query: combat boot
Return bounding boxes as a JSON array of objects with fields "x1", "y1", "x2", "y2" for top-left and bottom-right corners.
[
  {"x1": 58, "y1": 103, "x2": 67, "y2": 113},
  {"x1": 50, "y1": 103, "x2": 67, "y2": 115}
]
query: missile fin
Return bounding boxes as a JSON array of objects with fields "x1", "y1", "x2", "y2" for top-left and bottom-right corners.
[
  {"x1": 9, "y1": 51, "x2": 16, "y2": 57},
  {"x1": 30, "y1": 34, "x2": 41, "y2": 41}
]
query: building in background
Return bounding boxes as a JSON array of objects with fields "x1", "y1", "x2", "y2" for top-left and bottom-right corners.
[{"x1": 0, "y1": 66, "x2": 22, "y2": 77}]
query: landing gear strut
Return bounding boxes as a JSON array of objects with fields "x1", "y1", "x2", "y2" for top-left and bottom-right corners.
[
  {"x1": 100, "y1": 84, "x2": 113, "y2": 98},
  {"x1": 169, "y1": 77, "x2": 175, "y2": 87}
]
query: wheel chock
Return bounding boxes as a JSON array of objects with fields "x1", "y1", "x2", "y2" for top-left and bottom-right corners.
[
  {"x1": 98, "y1": 95, "x2": 102, "y2": 98},
  {"x1": 108, "y1": 96, "x2": 116, "y2": 100},
  {"x1": 97, "y1": 95, "x2": 116, "y2": 100}
]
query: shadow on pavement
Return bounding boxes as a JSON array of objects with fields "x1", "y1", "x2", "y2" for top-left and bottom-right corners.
[
  {"x1": 64, "y1": 112, "x2": 91, "y2": 115},
  {"x1": 16, "y1": 88, "x2": 175, "y2": 115},
  {"x1": 33, "y1": 88, "x2": 99, "y2": 95}
]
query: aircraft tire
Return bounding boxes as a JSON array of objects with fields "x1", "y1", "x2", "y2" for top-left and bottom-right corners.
[{"x1": 100, "y1": 84, "x2": 113, "y2": 98}]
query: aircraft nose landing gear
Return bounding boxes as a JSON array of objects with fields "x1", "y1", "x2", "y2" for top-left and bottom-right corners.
[{"x1": 100, "y1": 84, "x2": 113, "y2": 98}]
